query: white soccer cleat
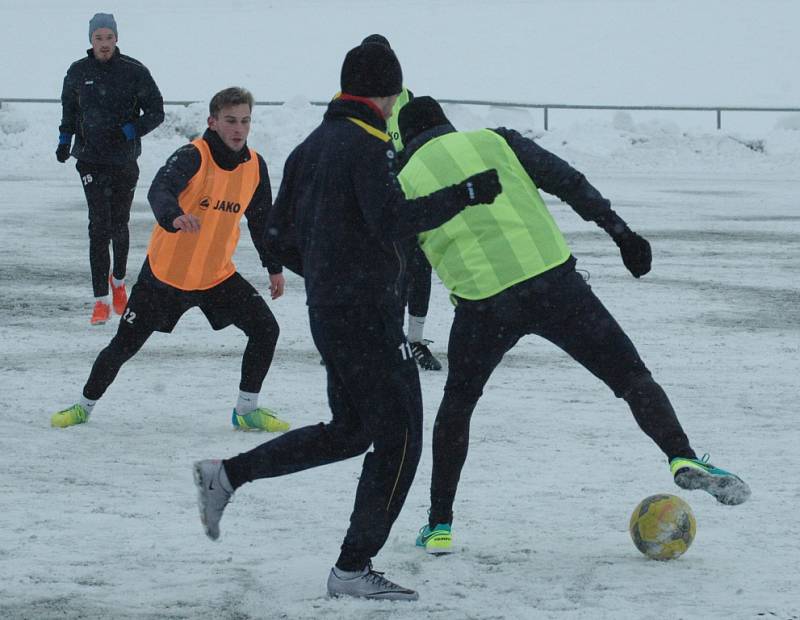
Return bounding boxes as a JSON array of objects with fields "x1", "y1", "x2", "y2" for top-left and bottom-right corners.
[
  {"x1": 327, "y1": 562, "x2": 419, "y2": 601},
  {"x1": 193, "y1": 459, "x2": 234, "y2": 540}
]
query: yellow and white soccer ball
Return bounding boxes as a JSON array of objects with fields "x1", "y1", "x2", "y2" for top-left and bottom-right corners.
[{"x1": 629, "y1": 494, "x2": 696, "y2": 560}]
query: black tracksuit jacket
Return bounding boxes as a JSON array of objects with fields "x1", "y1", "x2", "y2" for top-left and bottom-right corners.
[
  {"x1": 59, "y1": 48, "x2": 164, "y2": 166},
  {"x1": 266, "y1": 98, "x2": 473, "y2": 310}
]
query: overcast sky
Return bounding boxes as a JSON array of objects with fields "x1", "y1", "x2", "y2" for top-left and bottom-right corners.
[{"x1": 2, "y1": 1, "x2": 798, "y2": 107}]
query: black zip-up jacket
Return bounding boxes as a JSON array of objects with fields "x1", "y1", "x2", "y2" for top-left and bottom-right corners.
[
  {"x1": 59, "y1": 48, "x2": 164, "y2": 166},
  {"x1": 146, "y1": 128, "x2": 281, "y2": 275},
  {"x1": 266, "y1": 98, "x2": 477, "y2": 309}
]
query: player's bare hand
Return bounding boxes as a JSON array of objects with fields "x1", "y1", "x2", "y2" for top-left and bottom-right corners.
[
  {"x1": 269, "y1": 273, "x2": 285, "y2": 300},
  {"x1": 173, "y1": 214, "x2": 201, "y2": 233}
]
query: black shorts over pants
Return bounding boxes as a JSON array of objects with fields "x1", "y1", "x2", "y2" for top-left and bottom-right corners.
[{"x1": 82, "y1": 262, "x2": 279, "y2": 400}]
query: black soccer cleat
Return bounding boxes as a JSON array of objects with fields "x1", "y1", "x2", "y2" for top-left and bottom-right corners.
[{"x1": 410, "y1": 340, "x2": 442, "y2": 371}]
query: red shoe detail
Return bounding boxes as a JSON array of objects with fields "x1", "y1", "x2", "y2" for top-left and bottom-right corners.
[
  {"x1": 91, "y1": 301, "x2": 111, "y2": 325},
  {"x1": 109, "y1": 276, "x2": 128, "y2": 315}
]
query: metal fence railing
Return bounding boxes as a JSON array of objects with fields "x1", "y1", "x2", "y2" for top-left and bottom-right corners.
[
  {"x1": 436, "y1": 101, "x2": 800, "y2": 131},
  {"x1": 2, "y1": 97, "x2": 798, "y2": 131}
]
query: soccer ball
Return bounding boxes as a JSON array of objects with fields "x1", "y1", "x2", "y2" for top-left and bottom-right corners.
[{"x1": 629, "y1": 494, "x2": 696, "y2": 560}]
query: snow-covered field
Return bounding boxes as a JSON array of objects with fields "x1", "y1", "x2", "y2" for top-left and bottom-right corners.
[{"x1": 2, "y1": 1, "x2": 800, "y2": 618}]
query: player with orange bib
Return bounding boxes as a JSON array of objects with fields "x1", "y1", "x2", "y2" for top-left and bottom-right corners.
[{"x1": 52, "y1": 88, "x2": 289, "y2": 432}]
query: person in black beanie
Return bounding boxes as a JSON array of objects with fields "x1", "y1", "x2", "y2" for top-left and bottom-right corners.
[
  {"x1": 394, "y1": 96, "x2": 751, "y2": 555},
  {"x1": 192, "y1": 45, "x2": 501, "y2": 602},
  {"x1": 359, "y1": 34, "x2": 443, "y2": 371},
  {"x1": 57, "y1": 13, "x2": 164, "y2": 325}
]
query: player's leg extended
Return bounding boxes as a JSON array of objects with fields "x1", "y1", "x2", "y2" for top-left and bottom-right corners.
[
  {"x1": 221, "y1": 305, "x2": 393, "y2": 486},
  {"x1": 530, "y1": 270, "x2": 694, "y2": 458},
  {"x1": 52, "y1": 309, "x2": 152, "y2": 427},
  {"x1": 533, "y1": 270, "x2": 749, "y2": 503}
]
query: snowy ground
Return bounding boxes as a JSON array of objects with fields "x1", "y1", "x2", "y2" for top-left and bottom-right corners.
[
  {"x1": 1, "y1": 97, "x2": 799, "y2": 619},
  {"x1": 2, "y1": 0, "x2": 800, "y2": 615}
]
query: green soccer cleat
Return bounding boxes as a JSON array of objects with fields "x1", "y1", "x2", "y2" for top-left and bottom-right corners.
[
  {"x1": 231, "y1": 407, "x2": 290, "y2": 432},
  {"x1": 416, "y1": 523, "x2": 453, "y2": 554},
  {"x1": 51, "y1": 404, "x2": 89, "y2": 428},
  {"x1": 670, "y1": 454, "x2": 751, "y2": 506}
]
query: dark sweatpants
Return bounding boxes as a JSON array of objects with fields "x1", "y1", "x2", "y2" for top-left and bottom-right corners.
[
  {"x1": 224, "y1": 304, "x2": 423, "y2": 572},
  {"x1": 428, "y1": 267, "x2": 696, "y2": 527},
  {"x1": 76, "y1": 160, "x2": 139, "y2": 297},
  {"x1": 83, "y1": 269, "x2": 279, "y2": 401}
]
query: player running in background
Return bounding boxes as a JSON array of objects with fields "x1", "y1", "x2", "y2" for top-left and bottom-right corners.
[{"x1": 56, "y1": 13, "x2": 164, "y2": 324}]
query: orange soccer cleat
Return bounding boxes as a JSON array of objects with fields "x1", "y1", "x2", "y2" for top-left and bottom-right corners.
[
  {"x1": 90, "y1": 300, "x2": 111, "y2": 325},
  {"x1": 109, "y1": 276, "x2": 128, "y2": 315}
]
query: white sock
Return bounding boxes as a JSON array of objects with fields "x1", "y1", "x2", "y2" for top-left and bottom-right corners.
[
  {"x1": 333, "y1": 565, "x2": 368, "y2": 579},
  {"x1": 111, "y1": 276, "x2": 125, "y2": 288},
  {"x1": 236, "y1": 390, "x2": 259, "y2": 414},
  {"x1": 407, "y1": 314, "x2": 426, "y2": 343},
  {"x1": 95, "y1": 295, "x2": 110, "y2": 305},
  {"x1": 78, "y1": 395, "x2": 96, "y2": 416}
]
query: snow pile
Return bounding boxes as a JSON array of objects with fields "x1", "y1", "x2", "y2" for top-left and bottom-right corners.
[{"x1": 1, "y1": 100, "x2": 798, "y2": 184}]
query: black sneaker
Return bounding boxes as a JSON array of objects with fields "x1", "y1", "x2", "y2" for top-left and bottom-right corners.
[{"x1": 410, "y1": 340, "x2": 442, "y2": 371}]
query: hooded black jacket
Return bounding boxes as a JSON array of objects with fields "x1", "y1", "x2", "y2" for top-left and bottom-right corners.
[
  {"x1": 266, "y1": 98, "x2": 476, "y2": 309},
  {"x1": 59, "y1": 48, "x2": 164, "y2": 166}
]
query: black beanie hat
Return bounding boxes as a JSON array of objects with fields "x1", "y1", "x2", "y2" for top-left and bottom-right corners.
[
  {"x1": 340, "y1": 43, "x2": 403, "y2": 97},
  {"x1": 361, "y1": 34, "x2": 391, "y2": 48},
  {"x1": 398, "y1": 96, "x2": 453, "y2": 146}
]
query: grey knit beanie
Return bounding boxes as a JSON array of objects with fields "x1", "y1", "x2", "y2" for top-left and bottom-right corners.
[{"x1": 89, "y1": 13, "x2": 117, "y2": 41}]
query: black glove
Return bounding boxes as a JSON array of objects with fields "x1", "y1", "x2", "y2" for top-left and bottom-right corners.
[
  {"x1": 614, "y1": 230, "x2": 652, "y2": 278},
  {"x1": 458, "y1": 169, "x2": 502, "y2": 206},
  {"x1": 55, "y1": 143, "x2": 71, "y2": 163}
]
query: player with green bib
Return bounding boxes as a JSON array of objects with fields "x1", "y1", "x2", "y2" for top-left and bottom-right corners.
[{"x1": 396, "y1": 97, "x2": 750, "y2": 555}]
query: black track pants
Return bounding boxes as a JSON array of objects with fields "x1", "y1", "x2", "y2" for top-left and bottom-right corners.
[
  {"x1": 82, "y1": 271, "x2": 279, "y2": 400},
  {"x1": 76, "y1": 160, "x2": 139, "y2": 297},
  {"x1": 224, "y1": 304, "x2": 423, "y2": 571},
  {"x1": 428, "y1": 268, "x2": 696, "y2": 527}
]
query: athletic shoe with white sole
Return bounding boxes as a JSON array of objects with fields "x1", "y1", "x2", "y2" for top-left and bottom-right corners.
[
  {"x1": 670, "y1": 454, "x2": 751, "y2": 505},
  {"x1": 410, "y1": 340, "x2": 442, "y2": 371},
  {"x1": 415, "y1": 523, "x2": 453, "y2": 554},
  {"x1": 232, "y1": 407, "x2": 290, "y2": 432},
  {"x1": 51, "y1": 404, "x2": 89, "y2": 428},
  {"x1": 327, "y1": 562, "x2": 418, "y2": 601},
  {"x1": 193, "y1": 459, "x2": 234, "y2": 540}
]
